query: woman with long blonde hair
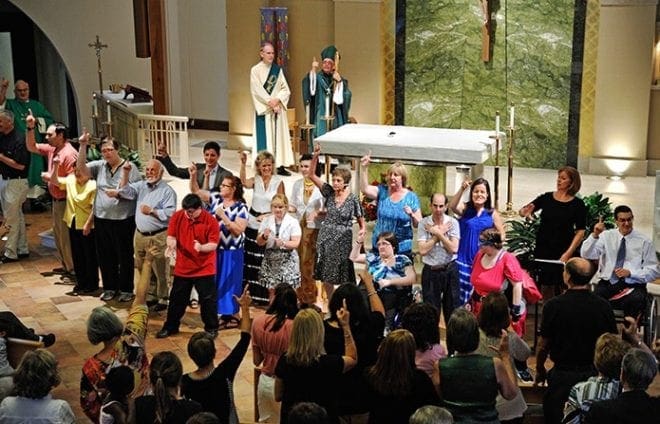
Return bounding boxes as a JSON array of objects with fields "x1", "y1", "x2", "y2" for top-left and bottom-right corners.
[{"x1": 275, "y1": 307, "x2": 356, "y2": 424}]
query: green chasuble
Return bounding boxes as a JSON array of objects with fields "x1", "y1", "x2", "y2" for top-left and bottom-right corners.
[{"x1": 5, "y1": 99, "x2": 53, "y2": 187}]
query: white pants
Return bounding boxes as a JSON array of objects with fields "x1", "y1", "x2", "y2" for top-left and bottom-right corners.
[
  {"x1": 257, "y1": 373, "x2": 281, "y2": 423},
  {"x1": 0, "y1": 179, "x2": 28, "y2": 259}
]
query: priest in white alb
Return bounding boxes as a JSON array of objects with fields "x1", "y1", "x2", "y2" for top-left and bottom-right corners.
[{"x1": 250, "y1": 42, "x2": 294, "y2": 176}]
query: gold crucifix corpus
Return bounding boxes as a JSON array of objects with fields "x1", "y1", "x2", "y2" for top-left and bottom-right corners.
[
  {"x1": 480, "y1": 0, "x2": 490, "y2": 62},
  {"x1": 88, "y1": 35, "x2": 108, "y2": 93}
]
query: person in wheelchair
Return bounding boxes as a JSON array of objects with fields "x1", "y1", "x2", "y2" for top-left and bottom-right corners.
[{"x1": 581, "y1": 205, "x2": 659, "y2": 318}]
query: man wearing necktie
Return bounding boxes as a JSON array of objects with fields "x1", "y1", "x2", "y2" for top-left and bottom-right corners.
[{"x1": 581, "y1": 205, "x2": 659, "y2": 317}]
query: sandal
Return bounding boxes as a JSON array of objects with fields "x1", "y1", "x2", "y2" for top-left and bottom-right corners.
[
  {"x1": 189, "y1": 299, "x2": 199, "y2": 309},
  {"x1": 218, "y1": 315, "x2": 240, "y2": 330}
]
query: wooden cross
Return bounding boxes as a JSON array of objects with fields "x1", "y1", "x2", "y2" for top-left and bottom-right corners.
[
  {"x1": 88, "y1": 35, "x2": 108, "y2": 93},
  {"x1": 480, "y1": 0, "x2": 491, "y2": 62}
]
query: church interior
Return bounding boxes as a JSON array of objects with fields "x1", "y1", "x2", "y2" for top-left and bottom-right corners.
[{"x1": 0, "y1": 0, "x2": 659, "y2": 423}]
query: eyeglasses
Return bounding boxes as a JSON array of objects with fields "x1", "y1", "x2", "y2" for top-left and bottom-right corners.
[{"x1": 220, "y1": 183, "x2": 233, "y2": 188}]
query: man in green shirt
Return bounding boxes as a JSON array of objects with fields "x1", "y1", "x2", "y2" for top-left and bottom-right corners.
[{"x1": 0, "y1": 78, "x2": 53, "y2": 189}]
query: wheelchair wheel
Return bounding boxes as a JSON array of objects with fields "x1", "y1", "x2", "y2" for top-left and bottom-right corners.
[{"x1": 643, "y1": 295, "x2": 657, "y2": 346}]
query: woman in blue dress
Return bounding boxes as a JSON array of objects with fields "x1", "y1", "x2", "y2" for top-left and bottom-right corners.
[
  {"x1": 448, "y1": 177, "x2": 504, "y2": 306},
  {"x1": 192, "y1": 173, "x2": 248, "y2": 328},
  {"x1": 359, "y1": 152, "x2": 421, "y2": 257}
]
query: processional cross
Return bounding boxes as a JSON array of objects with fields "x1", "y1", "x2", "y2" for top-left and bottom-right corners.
[{"x1": 88, "y1": 35, "x2": 108, "y2": 93}]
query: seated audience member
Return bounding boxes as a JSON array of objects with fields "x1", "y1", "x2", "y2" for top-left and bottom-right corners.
[
  {"x1": 0, "y1": 323, "x2": 12, "y2": 401},
  {"x1": 350, "y1": 231, "x2": 416, "y2": 331},
  {"x1": 584, "y1": 348, "x2": 660, "y2": 424},
  {"x1": 580, "y1": 205, "x2": 659, "y2": 317},
  {"x1": 563, "y1": 333, "x2": 631, "y2": 424},
  {"x1": 100, "y1": 365, "x2": 134, "y2": 424},
  {"x1": 401, "y1": 302, "x2": 447, "y2": 379},
  {"x1": 437, "y1": 308, "x2": 517, "y2": 424},
  {"x1": 409, "y1": 405, "x2": 454, "y2": 424},
  {"x1": 476, "y1": 292, "x2": 530, "y2": 424},
  {"x1": 181, "y1": 288, "x2": 252, "y2": 423},
  {"x1": 324, "y1": 275, "x2": 385, "y2": 421},
  {"x1": 0, "y1": 349, "x2": 75, "y2": 423},
  {"x1": 186, "y1": 412, "x2": 221, "y2": 424},
  {"x1": 534, "y1": 258, "x2": 617, "y2": 424},
  {"x1": 288, "y1": 402, "x2": 329, "y2": 424},
  {"x1": 275, "y1": 307, "x2": 357, "y2": 424},
  {"x1": 80, "y1": 244, "x2": 159, "y2": 422},
  {"x1": 135, "y1": 351, "x2": 202, "y2": 422},
  {"x1": 252, "y1": 283, "x2": 299, "y2": 422},
  {"x1": 365, "y1": 329, "x2": 440, "y2": 424},
  {"x1": 0, "y1": 311, "x2": 55, "y2": 347}
]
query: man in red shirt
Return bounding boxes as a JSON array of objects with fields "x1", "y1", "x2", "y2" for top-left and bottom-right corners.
[{"x1": 157, "y1": 193, "x2": 220, "y2": 339}]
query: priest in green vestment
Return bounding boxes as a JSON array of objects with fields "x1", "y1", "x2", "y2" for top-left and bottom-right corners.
[
  {"x1": 302, "y1": 45, "x2": 352, "y2": 138},
  {"x1": 0, "y1": 79, "x2": 53, "y2": 188}
]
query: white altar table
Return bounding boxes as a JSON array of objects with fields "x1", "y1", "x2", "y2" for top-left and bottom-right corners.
[{"x1": 314, "y1": 124, "x2": 500, "y2": 165}]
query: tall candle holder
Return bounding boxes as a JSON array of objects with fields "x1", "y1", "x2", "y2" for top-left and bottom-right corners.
[
  {"x1": 500, "y1": 125, "x2": 517, "y2": 218},
  {"x1": 320, "y1": 116, "x2": 335, "y2": 178}
]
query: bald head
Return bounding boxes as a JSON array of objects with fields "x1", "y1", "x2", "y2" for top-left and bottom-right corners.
[
  {"x1": 564, "y1": 257, "x2": 595, "y2": 287},
  {"x1": 14, "y1": 80, "x2": 29, "y2": 101}
]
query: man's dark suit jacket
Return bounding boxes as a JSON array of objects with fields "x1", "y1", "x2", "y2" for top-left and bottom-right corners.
[
  {"x1": 584, "y1": 389, "x2": 660, "y2": 424},
  {"x1": 158, "y1": 155, "x2": 232, "y2": 191}
]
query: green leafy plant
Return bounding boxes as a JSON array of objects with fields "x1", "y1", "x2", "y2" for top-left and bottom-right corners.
[
  {"x1": 580, "y1": 191, "x2": 615, "y2": 235},
  {"x1": 85, "y1": 144, "x2": 142, "y2": 171}
]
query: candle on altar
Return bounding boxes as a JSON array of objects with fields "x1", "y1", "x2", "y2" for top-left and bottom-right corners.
[
  {"x1": 509, "y1": 104, "x2": 515, "y2": 128},
  {"x1": 305, "y1": 104, "x2": 310, "y2": 125},
  {"x1": 107, "y1": 100, "x2": 111, "y2": 122},
  {"x1": 324, "y1": 94, "x2": 330, "y2": 118},
  {"x1": 495, "y1": 111, "x2": 500, "y2": 135},
  {"x1": 92, "y1": 94, "x2": 98, "y2": 116}
]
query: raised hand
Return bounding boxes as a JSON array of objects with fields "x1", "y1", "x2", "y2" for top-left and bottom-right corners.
[
  {"x1": 189, "y1": 163, "x2": 197, "y2": 177},
  {"x1": 25, "y1": 108, "x2": 36, "y2": 128},
  {"x1": 239, "y1": 151, "x2": 248, "y2": 165},
  {"x1": 360, "y1": 150, "x2": 371, "y2": 168},
  {"x1": 593, "y1": 216, "x2": 605, "y2": 237},
  {"x1": 78, "y1": 127, "x2": 91, "y2": 145},
  {"x1": 122, "y1": 160, "x2": 132, "y2": 172},
  {"x1": 311, "y1": 56, "x2": 319, "y2": 71},
  {"x1": 336, "y1": 299, "x2": 351, "y2": 327},
  {"x1": 312, "y1": 143, "x2": 321, "y2": 158},
  {"x1": 156, "y1": 140, "x2": 168, "y2": 158},
  {"x1": 233, "y1": 286, "x2": 252, "y2": 309}
]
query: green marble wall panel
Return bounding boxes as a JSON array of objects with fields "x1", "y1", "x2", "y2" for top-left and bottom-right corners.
[{"x1": 405, "y1": 0, "x2": 574, "y2": 169}]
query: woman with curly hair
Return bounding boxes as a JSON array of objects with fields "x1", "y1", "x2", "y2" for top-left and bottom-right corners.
[
  {"x1": 364, "y1": 329, "x2": 439, "y2": 424},
  {"x1": 134, "y1": 351, "x2": 202, "y2": 423},
  {"x1": 0, "y1": 349, "x2": 75, "y2": 423},
  {"x1": 401, "y1": 302, "x2": 447, "y2": 378}
]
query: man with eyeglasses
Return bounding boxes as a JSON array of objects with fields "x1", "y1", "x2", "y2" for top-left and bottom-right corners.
[
  {"x1": 0, "y1": 78, "x2": 54, "y2": 191},
  {"x1": 114, "y1": 159, "x2": 177, "y2": 311},
  {"x1": 581, "y1": 205, "x2": 659, "y2": 317},
  {"x1": 25, "y1": 112, "x2": 78, "y2": 279},
  {"x1": 417, "y1": 193, "x2": 460, "y2": 322}
]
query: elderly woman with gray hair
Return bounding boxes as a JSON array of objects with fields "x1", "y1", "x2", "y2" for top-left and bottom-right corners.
[
  {"x1": 80, "y1": 244, "x2": 159, "y2": 422},
  {"x1": 0, "y1": 349, "x2": 75, "y2": 423}
]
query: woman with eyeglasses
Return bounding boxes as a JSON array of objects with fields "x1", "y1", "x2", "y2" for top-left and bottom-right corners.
[
  {"x1": 192, "y1": 174, "x2": 249, "y2": 329},
  {"x1": 350, "y1": 231, "x2": 416, "y2": 331},
  {"x1": 309, "y1": 144, "x2": 365, "y2": 302},
  {"x1": 519, "y1": 166, "x2": 586, "y2": 299},
  {"x1": 470, "y1": 228, "x2": 525, "y2": 337},
  {"x1": 257, "y1": 194, "x2": 302, "y2": 300}
]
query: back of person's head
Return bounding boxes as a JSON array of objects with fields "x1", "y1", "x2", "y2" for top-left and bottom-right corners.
[
  {"x1": 105, "y1": 365, "x2": 135, "y2": 401},
  {"x1": 287, "y1": 308, "x2": 325, "y2": 367},
  {"x1": 446, "y1": 308, "x2": 479, "y2": 354},
  {"x1": 478, "y1": 292, "x2": 511, "y2": 338},
  {"x1": 594, "y1": 333, "x2": 631, "y2": 379},
  {"x1": 564, "y1": 257, "x2": 595, "y2": 286},
  {"x1": 187, "y1": 332, "x2": 217, "y2": 368},
  {"x1": 621, "y1": 348, "x2": 657, "y2": 390},
  {"x1": 409, "y1": 405, "x2": 454, "y2": 424},
  {"x1": 13, "y1": 349, "x2": 61, "y2": 399},
  {"x1": 150, "y1": 351, "x2": 183, "y2": 422},
  {"x1": 266, "y1": 283, "x2": 299, "y2": 332},
  {"x1": 87, "y1": 306, "x2": 124, "y2": 345},
  {"x1": 328, "y1": 283, "x2": 369, "y2": 328},
  {"x1": 288, "y1": 402, "x2": 329, "y2": 424},
  {"x1": 401, "y1": 303, "x2": 440, "y2": 352},
  {"x1": 182, "y1": 193, "x2": 203, "y2": 210},
  {"x1": 186, "y1": 412, "x2": 221, "y2": 424},
  {"x1": 368, "y1": 329, "x2": 416, "y2": 397}
]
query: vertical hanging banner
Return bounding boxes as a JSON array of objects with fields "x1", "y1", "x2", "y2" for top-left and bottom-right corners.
[{"x1": 260, "y1": 7, "x2": 289, "y2": 72}]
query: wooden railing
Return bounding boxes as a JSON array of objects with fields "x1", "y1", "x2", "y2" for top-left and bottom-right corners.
[{"x1": 94, "y1": 92, "x2": 189, "y2": 166}]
